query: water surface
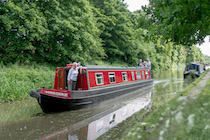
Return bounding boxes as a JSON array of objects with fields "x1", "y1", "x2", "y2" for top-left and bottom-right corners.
[{"x1": 0, "y1": 67, "x2": 193, "y2": 139}]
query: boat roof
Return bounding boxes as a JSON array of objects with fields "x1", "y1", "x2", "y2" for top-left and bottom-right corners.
[
  {"x1": 186, "y1": 62, "x2": 203, "y2": 65},
  {"x1": 59, "y1": 65, "x2": 149, "y2": 70},
  {"x1": 83, "y1": 65, "x2": 149, "y2": 70}
]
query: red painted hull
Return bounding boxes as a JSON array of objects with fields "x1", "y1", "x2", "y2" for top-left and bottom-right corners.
[{"x1": 37, "y1": 79, "x2": 153, "y2": 112}]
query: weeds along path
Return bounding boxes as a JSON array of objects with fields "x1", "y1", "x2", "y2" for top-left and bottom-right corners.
[{"x1": 188, "y1": 71, "x2": 210, "y2": 98}]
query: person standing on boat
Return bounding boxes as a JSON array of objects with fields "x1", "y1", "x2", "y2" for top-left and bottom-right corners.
[
  {"x1": 67, "y1": 62, "x2": 82, "y2": 90},
  {"x1": 146, "y1": 58, "x2": 151, "y2": 69},
  {"x1": 146, "y1": 58, "x2": 153, "y2": 78},
  {"x1": 138, "y1": 59, "x2": 143, "y2": 67}
]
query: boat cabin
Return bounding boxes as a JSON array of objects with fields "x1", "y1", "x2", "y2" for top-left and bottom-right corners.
[{"x1": 54, "y1": 64, "x2": 151, "y2": 91}]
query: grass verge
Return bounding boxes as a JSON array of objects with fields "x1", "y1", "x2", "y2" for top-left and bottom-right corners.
[{"x1": 0, "y1": 62, "x2": 55, "y2": 102}]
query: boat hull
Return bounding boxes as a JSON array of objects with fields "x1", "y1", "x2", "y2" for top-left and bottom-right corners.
[
  {"x1": 37, "y1": 79, "x2": 154, "y2": 113},
  {"x1": 184, "y1": 72, "x2": 199, "y2": 79}
]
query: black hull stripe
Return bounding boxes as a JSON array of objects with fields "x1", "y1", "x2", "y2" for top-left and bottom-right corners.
[
  {"x1": 71, "y1": 79, "x2": 153, "y2": 98},
  {"x1": 71, "y1": 80, "x2": 153, "y2": 99}
]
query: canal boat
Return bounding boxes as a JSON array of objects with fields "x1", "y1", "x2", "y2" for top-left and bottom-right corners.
[
  {"x1": 183, "y1": 62, "x2": 205, "y2": 78},
  {"x1": 29, "y1": 64, "x2": 154, "y2": 112}
]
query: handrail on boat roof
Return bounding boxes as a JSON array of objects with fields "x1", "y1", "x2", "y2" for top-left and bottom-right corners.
[
  {"x1": 186, "y1": 62, "x2": 203, "y2": 65},
  {"x1": 83, "y1": 65, "x2": 149, "y2": 70},
  {"x1": 59, "y1": 64, "x2": 149, "y2": 70}
]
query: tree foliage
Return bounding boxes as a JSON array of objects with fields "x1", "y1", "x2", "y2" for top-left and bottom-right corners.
[
  {"x1": 203, "y1": 55, "x2": 210, "y2": 63},
  {"x1": 186, "y1": 45, "x2": 204, "y2": 63},
  {"x1": 0, "y1": 0, "x2": 205, "y2": 69},
  {"x1": 0, "y1": 0, "x2": 104, "y2": 65},
  {"x1": 143, "y1": 0, "x2": 210, "y2": 46}
]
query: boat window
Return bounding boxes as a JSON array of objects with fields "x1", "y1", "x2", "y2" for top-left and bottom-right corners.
[
  {"x1": 196, "y1": 65, "x2": 199, "y2": 71},
  {"x1": 109, "y1": 114, "x2": 116, "y2": 124},
  {"x1": 191, "y1": 64, "x2": 194, "y2": 70},
  {"x1": 145, "y1": 71, "x2": 149, "y2": 78},
  {"x1": 109, "y1": 73, "x2": 116, "y2": 83},
  {"x1": 186, "y1": 65, "x2": 189, "y2": 71},
  {"x1": 131, "y1": 72, "x2": 135, "y2": 80},
  {"x1": 95, "y1": 73, "x2": 104, "y2": 85},
  {"x1": 122, "y1": 72, "x2": 128, "y2": 81},
  {"x1": 96, "y1": 120, "x2": 104, "y2": 132},
  {"x1": 142, "y1": 71, "x2": 145, "y2": 79},
  {"x1": 136, "y1": 71, "x2": 141, "y2": 79}
]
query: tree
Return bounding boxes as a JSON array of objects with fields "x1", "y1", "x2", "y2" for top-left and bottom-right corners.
[
  {"x1": 203, "y1": 55, "x2": 210, "y2": 63},
  {"x1": 186, "y1": 45, "x2": 204, "y2": 62},
  {"x1": 0, "y1": 0, "x2": 204, "y2": 69},
  {"x1": 0, "y1": 0, "x2": 105, "y2": 65},
  {"x1": 143, "y1": 0, "x2": 210, "y2": 46},
  {"x1": 90, "y1": 0, "x2": 137, "y2": 64}
]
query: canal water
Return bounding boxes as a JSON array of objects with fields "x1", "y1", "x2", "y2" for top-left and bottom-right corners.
[{"x1": 0, "y1": 66, "x2": 194, "y2": 140}]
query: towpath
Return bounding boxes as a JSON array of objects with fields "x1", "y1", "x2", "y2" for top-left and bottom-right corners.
[{"x1": 188, "y1": 70, "x2": 210, "y2": 98}]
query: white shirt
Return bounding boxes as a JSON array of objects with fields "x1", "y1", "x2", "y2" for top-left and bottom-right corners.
[
  {"x1": 67, "y1": 67, "x2": 81, "y2": 81},
  {"x1": 146, "y1": 61, "x2": 151, "y2": 69}
]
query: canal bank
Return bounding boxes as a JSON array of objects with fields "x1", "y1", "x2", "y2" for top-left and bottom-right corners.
[{"x1": 98, "y1": 69, "x2": 210, "y2": 140}]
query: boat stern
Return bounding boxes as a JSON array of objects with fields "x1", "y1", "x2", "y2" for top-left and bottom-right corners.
[
  {"x1": 29, "y1": 88, "x2": 71, "y2": 99},
  {"x1": 39, "y1": 89, "x2": 71, "y2": 99}
]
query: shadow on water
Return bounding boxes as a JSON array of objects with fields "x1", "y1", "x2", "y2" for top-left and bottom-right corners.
[{"x1": 0, "y1": 66, "x2": 196, "y2": 140}]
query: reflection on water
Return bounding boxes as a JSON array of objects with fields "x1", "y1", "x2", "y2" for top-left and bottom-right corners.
[
  {"x1": 41, "y1": 88, "x2": 152, "y2": 140},
  {"x1": 1, "y1": 85, "x2": 153, "y2": 140},
  {"x1": 0, "y1": 66, "x2": 196, "y2": 140}
]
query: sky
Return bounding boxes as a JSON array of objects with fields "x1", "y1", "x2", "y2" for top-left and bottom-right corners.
[
  {"x1": 123, "y1": 0, "x2": 210, "y2": 56},
  {"x1": 123, "y1": 0, "x2": 149, "y2": 12}
]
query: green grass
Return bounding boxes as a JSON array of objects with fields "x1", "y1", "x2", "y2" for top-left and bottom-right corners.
[{"x1": 0, "y1": 62, "x2": 55, "y2": 102}]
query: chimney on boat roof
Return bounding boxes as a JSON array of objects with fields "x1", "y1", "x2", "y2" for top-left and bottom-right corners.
[{"x1": 67, "y1": 64, "x2": 73, "y2": 66}]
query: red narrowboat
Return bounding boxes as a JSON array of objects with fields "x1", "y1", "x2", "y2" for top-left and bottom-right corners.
[{"x1": 29, "y1": 64, "x2": 154, "y2": 112}]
